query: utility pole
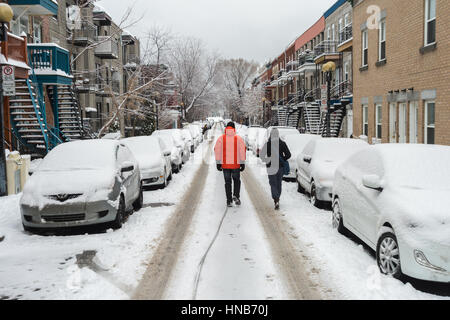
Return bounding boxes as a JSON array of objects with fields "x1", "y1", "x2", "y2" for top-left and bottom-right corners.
[
  {"x1": 0, "y1": 3, "x2": 14, "y2": 197},
  {"x1": 322, "y1": 61, "x2": 336, "y2": 138}
]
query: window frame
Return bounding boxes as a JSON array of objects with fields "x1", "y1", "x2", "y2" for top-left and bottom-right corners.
[
  {"x1": 379, "y1": 20, "x2": 386, "y2": 61},
  {"x1": 362, "y1": 104, "x2": 369, "y2": 136},
  {"x1": 389, "y1": 103, "x2": 397, "y2": 143},
  {"x1": 424, "y1": 0, "x2": 436, "y2": 46},
  {"x1": 424, "y1": 100, "x2": 435, "y2": 144},
  {"x1": 362, "y1": 30, "x2": 368, "y2": 67},
  {"x1": 409, "y1": 101, "x2": 419, "y2": 144}
]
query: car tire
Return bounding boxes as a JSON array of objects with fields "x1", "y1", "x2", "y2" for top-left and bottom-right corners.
[
  {"x1": 377, "y1": 232, "x2": 403, "y2": 280},
  {"x1": 310, "y1": 182, "x2": 321, "y2": 208},
  {"x1": 332, "y1": 198, "x2": 346, "y2": 235},
  {"x1": 296, "y1": 173, "x2": 305, "y2": 194},
  {"x1": 133, "y1": 185, "x2": 143, "y2": 211},
  {"x1": 111, "y1": 195, "x2": 126, "y2": 230}
]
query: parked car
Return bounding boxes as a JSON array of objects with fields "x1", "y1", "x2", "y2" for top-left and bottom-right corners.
[
  {"x1": 20, "y1": 140, "x2": 143, "y2": 232},
  {"x1": 296, "y1": 138, "x2": 368, "y2": 207},
  {"x1": 187, "y1": 125, "x2": 201, "y2": 149},
  {"x1": 265, "y1": 126, "x2": 300, "y2": 141},
  {"x1": 161, "y1": 129, "x2": 190, "y2": 164},
  {"x1": 247, "y1": 127, "x2": 260, "y2": 151},
  {"x1": 152, "y1": 130, "x2": 184, "y2": 173},
  {"x1": 236, "y1": 125, "x2": 249, "y2": 149},
  {"x1": 284, "y1": 134, "x2": 321, "y2": 179},
  {"x1": 182, "y1": 129, "x2": 195, "y2": 153},
  {"x1": 122, "y1": 136, "x2": 172, "y2": 188},
  {"x1": 332, "y1": 144, "x2": 450, "y2": 283},
  {"x1": 255, "y1": 128, "x2": 268, "y2": 157}
]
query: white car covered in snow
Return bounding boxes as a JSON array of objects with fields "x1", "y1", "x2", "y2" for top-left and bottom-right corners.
[
  {"x1": 247, "y1": 126, "x2": 261, "y2": 152},
  {"x1": 159, "y1": 129, "x2": 190, "y2": 164},
  {"x1": 182, "y1": 128, "x2": 195, "y2": 153},
  {"x1": 296, "y1": 138, "x2": 368, "y2": 207},
  {"x1": 284, "y1": 134, "x2": 321, "y2": 179},
  {"x1": 20, "y1": 140, "x2": 143, "y2": 232},
  {"x1": 151, "y1": 130, "x2": 184, "y2": 173},
  {"x1": 332, "y1": 144, "x2": 450, "y2": 283},
  {"x1": 122, "y1": 136, "x2": 172, "y2": 188},
  {"x1": 187, "y1": 125, "x2": 201, "y2": 149},
  {"x1": 265, "y1": 126, "x2": 300, "y2": 142}
]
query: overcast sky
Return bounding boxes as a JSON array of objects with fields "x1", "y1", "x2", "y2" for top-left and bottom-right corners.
[{"x1": 97, "y1": 0, "x2": 337, "y2": 65}]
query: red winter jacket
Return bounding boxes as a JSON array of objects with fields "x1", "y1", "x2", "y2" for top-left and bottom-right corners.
[{"x1": 214, "y1": 126, "x2": 246, "y2": 170}]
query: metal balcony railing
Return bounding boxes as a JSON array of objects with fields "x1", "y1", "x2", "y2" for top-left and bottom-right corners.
[
  {"x1": 94, "y1": 36, "x2": 119, "y2": 59},
  {"x1": 330, "y1": 80, "x2": 353, "y2": 99},
  {"x1": 28, "y1": 44, "x2": 71, "y2": 75},
  {"x1": 314, "y1": 40, "x2": 339, "y2": 57},
  {"x1": 339, "y1": 24, "x2": 353, "y2": 45},
  {"x1": 298, "y1": 51, "x2": 316, "y2": 66},
  {"x1": 71, "y1": 21, "x2": 97, "y2": 44}
]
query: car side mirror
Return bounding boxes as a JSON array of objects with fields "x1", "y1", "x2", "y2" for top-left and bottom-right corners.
[
  {"x1": 121, "y1": 161, "x2": 134, "y2": 173},
  {"x1": 164, "y1": 151, "x2": 171, "y2": 156},
  {"x1": 362, "y1": 174, "x2": 384, "y2": 192},
  {"x1": 303, "y1": 156, "x2": 312, "y2": 164}
]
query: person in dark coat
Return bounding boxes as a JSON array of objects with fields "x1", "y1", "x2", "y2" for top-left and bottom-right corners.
[{"x1": 260, "y1": 128, "x2": 292, "y2": 210}]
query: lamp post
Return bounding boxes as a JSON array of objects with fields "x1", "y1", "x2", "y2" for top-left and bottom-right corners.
[
  {"x1": 0, "y1": 3, "x2": 13, "y2": 197},
  {"x1": 322, "y1": 61, "x2": 336, "y2": 138}
]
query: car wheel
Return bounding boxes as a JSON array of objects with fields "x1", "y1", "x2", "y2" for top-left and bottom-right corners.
[
  {"x1": 332, "y1": 198, "x2": 346, "y2": 235},
  {"x1": 133, "y1": 185, "x2": 143, "y2": 211},
  {"x1": 111, "y1": 195, "x2": 126, "y2": 230},
  {"x1": 297, "y1": 173, "x2": 305, "y2": 194},
  {"x1": 310, "y1": 182, "x2": 320, "y2": 208},
  {"x1": 377, "y1": 232, "x2": 403, "y2": 279}
]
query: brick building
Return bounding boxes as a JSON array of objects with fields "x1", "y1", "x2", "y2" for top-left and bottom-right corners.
[{"x1": 352, "y1": 0, "x2": 448, "y2": 145}]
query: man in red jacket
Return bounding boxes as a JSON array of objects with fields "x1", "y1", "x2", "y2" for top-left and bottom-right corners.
[{"x1": 214, "y1": 122, "x2": 246, "y2": 207}]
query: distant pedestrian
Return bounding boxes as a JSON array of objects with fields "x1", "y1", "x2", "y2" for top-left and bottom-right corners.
[
  {"x1": 214, "y1": 122, "x2": 246, "y2": 207},
  {"x1": 260, "y1": 129, "x2": 291, "y2": 210}
]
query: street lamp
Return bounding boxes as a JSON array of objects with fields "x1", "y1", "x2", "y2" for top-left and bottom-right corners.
[
  {"x1": 322, "y1": 61, "x2": 336, "y2": 137},
  {"x1": 0, "y1": 3, "x2": 13, "y2": 197}
]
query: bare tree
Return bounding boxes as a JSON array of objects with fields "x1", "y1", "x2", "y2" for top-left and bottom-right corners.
[{"x1": 169, "y1": 37, "x2": 219, "y2": 121}]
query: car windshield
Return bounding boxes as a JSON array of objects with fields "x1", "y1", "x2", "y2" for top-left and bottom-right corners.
[
  {"x1": 155, "y1": 133, "x2": 175, "y2": 149},
  {"x1": 38, "y1": 141, "x2": 116, "y2": 171}
]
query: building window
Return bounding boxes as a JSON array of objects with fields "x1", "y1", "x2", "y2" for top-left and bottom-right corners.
[
  {"x1": 399, "y1": 103, "x2": 407, "y2": 143},
  {"x1": 379, "y1": 20, "x2": 386, "y2": 61},
  {"x1": 425, "y1": 101, "x2": 435, "y2": 144},
  {"x1": 344, "y1": 13, "x2": 350, "y2": 26},
  {"x1": 33, "y1": 21, "x2": 42, "y2": 43},
  {"x1": 425, "y1": 0, "x2": 436, "y2": 46},
  {"x1": 375, "y1": 104, "x2": 382, "y2": 139},
  {"x1": 389, "y1": 103, "x2": 397, "y2": 143},
  {"x1": 344, "y1": 62, "x2": 350, "y2": 81},
  {"x1": 332, "y1": 24, "x2": 336, "y2": 41},
  {"x1": 327, "y1": 27, "x2": 331, "y2": 40},
  {"x1": 362, "y1": 30, "x2": 368, "y2": 67},
  {"x1": 362, "y1": 104, "x2": 369, "y2": 136}
]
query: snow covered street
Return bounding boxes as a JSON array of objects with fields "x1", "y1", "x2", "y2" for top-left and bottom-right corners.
[{"x1": 0, "y1": 124, "x2": 449, "y2": 300}]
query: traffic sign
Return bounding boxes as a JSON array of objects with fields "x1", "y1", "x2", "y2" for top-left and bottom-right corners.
[
  {"x1": 2, "y1": 65, "x2": 15, "y2": 97},
  {"x1": 321, "y1": 84, "x2": 328, "y2": 113}
]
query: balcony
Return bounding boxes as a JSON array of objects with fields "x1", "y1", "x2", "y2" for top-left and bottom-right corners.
[
  {"x1": 93, "y1": 9, "x2": 113, "y2": 26},
  {"x1": 9, "y1": 0, "x2": 58, "y2": 16},
  {"x1": 297, "y1": 51, "x2": 317, "y2": 74},
  {"x1": 338, "y1": 24, "x2": 353, "y2": 52},
  {"x1": 69, "y1": 21, "x2": 97, "y2": 46},
  {"x1": 94, "y1": 36, "x2": 119, "y2": 59},
  {"x1": 123, "y1": 54, "x2": 140, "y2": 69},
  {"x1": 0, "y1": 32, "x2": 30, "y2": 74},
  {"x1": 27, "y1": 43, "x2": 73, "y2": 85},
  {"x1": 313, "y1": 40, "x2": 340, "y2": 64}
]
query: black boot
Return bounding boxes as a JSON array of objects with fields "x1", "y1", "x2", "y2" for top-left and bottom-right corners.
[
  {"x1": 274, "y1": 199, "x2": 280, "y2": 210},
  {"x1": 233, "y1": 196, "x2": 241, "y2": 206},
  {"x1": 227, "y1": 200, "x2": 233, "y2": 207}
]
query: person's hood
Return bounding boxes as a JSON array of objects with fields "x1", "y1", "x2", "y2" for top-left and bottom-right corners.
[{"x1": 225, "y1": 126, "x2": 236, "y2": 136}]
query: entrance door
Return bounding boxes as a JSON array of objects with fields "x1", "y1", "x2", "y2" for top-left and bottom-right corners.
[
  {"x1": 409, "y1": 101, "x2": 418, "y2": 144},
  {"x1": 398, "y1": 103, "x2": 407, "y2": 143},
  {"x1": 389, "y1": 103, "x2": 397, "y2": 143}
]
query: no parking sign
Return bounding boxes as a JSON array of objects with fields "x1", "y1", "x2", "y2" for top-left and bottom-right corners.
[{"x1": 2, "y1": 65, "x2": 15, "y2": 96}]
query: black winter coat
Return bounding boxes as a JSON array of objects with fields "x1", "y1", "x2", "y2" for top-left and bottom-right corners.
[{"x1": 260, "y1": 138, "x2": 292, "y2": 169}]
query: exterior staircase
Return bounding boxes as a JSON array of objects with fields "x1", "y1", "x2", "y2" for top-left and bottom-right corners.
[
  {"x1": 48, "y1": 85, "x2": 84, "y2": 141},
  {"x1": 304, "y1": 103, "x2": 322, "y2": 135},
  {"x1": 9, "y1": 78, "x2": 49, "y2": 157}
]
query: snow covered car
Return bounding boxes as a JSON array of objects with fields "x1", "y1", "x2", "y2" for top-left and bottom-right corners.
[
  {"x1": 151, "y1": 130, "x2": 183, "y2": 173},
  {"x1": 332, "y1": 144, "x2": 450, "y2": 283},
  {"x1": 158, "y1": 129, "x2": 190, "y2": 164},
  {"x1": 187, "y1": 125, "x2": 201, "y2": 149},
  {"x1": 182, "y1": 129, "x2": 195, "y2": 153},
  {"x1": 20, "y1": 140, "x2": 143, "y2": 232},
  {"x1": 122, "y1": 136, "x2": 172, "y2": 188},
  {"x1": 265, "y1": 126, "x2": 300, "y2": 141},
  {"x1": 284, "y1": 134, "x2": 321, "y2": 179},
  {"x1": 236, "y1": 125, "x2": 249, "y2": 149},
  {"x1": 247, "y1": 126, "x2": 260, "y2": 152},
  {"x1": 255, "y1": 128, "x2": 267, "y2": 157},
  {"x1": 296, "y1": 138, "x2": 368, "y2": 207}
]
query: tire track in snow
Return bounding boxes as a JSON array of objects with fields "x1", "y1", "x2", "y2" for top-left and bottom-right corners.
[
  {"x1": 132, "y1": 127, "x2": 218, "y2": 300},
  {"x1": 242, "y1": 168, "x2": 324, "y2": 300}
]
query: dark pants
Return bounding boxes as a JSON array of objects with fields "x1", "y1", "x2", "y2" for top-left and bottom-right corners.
[
  {"x1": 268, "y1": 167, "x2": 283, "y2": 201},
  {"x1": 223, "y1": 169, "x2": 241, "y2": 202}
]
